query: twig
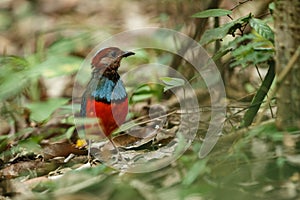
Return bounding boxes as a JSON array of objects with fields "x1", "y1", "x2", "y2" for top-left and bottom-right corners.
[
  {"x1": 277, "y1": 46, "x2": 300, "y2": 83},
  {"x1": 230, "y1": 0, "x2": 253, "y2": 11},
  {"x1": 227, "y1": 0, "x2": 252, "y2": 20}
]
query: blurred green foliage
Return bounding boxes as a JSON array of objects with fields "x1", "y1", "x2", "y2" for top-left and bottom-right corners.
[{"x1": 26, "y1": 98, "x2": 69, "y2": 122}]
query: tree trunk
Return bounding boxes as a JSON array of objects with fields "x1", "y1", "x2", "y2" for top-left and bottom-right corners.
[{"x1": 274, "y1": 0, "x2": 300, "y2": 130}]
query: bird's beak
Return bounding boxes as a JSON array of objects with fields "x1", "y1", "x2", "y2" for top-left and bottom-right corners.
[{"x1": 121, "y1": 51, "x2": 135, "y2": 58}]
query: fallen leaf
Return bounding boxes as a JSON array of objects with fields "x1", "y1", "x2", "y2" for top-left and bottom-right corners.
[{"x1": 42, "y1": 142, "x2": 87, "y2": 160}]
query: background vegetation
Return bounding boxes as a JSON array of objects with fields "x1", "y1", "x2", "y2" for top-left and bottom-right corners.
[{"x1": 0, "y1": 0, "x2": 299, "y2": 199}]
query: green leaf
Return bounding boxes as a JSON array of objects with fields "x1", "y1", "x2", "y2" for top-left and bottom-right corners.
[
  {"x1": 66, "y1": 126, "x2": 76, "y2": 139},
  {"x1": 18, "y1": 136, "x2": 42, "y2": 153},
  {"x1": 130, "y1": 84, "x2": 153, "y2": 102},
  {"x1": 231, "y1": 49, "x2": 274, "y2": 68},
  {"x1": 26, "y1": 98, "x2": 69, "y2": 122},
  {"x1": 0, "y1": 56, "x2": 29, "y2": 71},
  {"x1": 0, "y1": 72, "x2": 28, "y2": 101},
  {"x1": 276, "y1": 157, "x2": 286, "y2": 168},
  {"x1": 200, "y1": 14, "x2": 252, "y2": 45},
  {"x1": 268, "y1": 2, "x2": 275, "y2": 13},
  {"x1": 0, "y1": 56, "x2": 31, "y2": 100},
  {"x1": 131, "y1": 93, "x2": 153, "y2": 102},
  {"x1": 160, "y1": 77, "x2": 185, "y2": 92},
  {"x1": 249, "y1": 18, "x2": 274, "y2": 42},
  {"x1": 246, "y1": 122, "x2": 283, "y2": 142},
  {"x1": 212, "y1": 34, "x2": 255, "y2": 62},
  {"x1": 48, "y1": 39, "x2": 78, "y2": 55},
  {"x1": 35, "y1": 55, "x2": 82, "y2": 78},
  {"x1": 182, "y1": 159, "x2": 209, "y2": 185},
  {"x1": 200, "y1": 21, "x2": 235, "y2": 45},
  {"x1": 212, "y1": 47, "x2": 232, "y2": 61},
  {"x1": 133, "y1": 84, "x2": 152, "y2": 94},
  {"x1": 230, "y1": 39, "x2": 274, "y2": 68},
  {"x1": 192, "y1": 9, "x2": 232, "y2": 18},
  {"x1": 214, "y1": 31, "x2": 274, "y2": 68},
  {"x1": 222, "y1": 32, "x2": 256, "y2": 50},
  {"x1": 48, "y1": 32, "x2": 93, "y2": 55},
  {"x1": 129, "y1": 84, "x2": 164, "y2": 103}
]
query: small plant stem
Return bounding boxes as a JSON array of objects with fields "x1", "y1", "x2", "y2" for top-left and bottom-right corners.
[
  {"x1": 240, "y1": 60, "x2": 275, "y2": 127},
  {"x1": 255, "y1": 46, "x2": 300, "y2": 124}
]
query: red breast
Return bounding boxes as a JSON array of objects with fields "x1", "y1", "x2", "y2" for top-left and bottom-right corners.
[{"x1": 85, "y1": 98, "x2": 128, "y2": 136}]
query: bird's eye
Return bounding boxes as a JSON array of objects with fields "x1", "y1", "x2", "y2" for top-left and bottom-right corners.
[{"x1": 110, "y1": 51, "x2": 117, "y2": 57}]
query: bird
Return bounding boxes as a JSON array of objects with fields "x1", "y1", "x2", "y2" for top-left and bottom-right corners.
[{"x1": 80, "y1": 47, "x2": 135, "y2": 143}]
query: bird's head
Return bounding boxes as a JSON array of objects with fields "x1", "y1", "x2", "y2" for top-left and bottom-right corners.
[{"x1": 91, "y1": 47, "x2": 135, "y2": 74}]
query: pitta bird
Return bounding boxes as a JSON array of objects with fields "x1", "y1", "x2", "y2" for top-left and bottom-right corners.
[{"x1": 80, "y1": 47, "x2": 134, "y2": 141}]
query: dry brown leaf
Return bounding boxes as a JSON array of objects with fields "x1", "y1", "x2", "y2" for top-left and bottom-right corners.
[
  {"x1": 0, "y1": 160, "x2": 57, "y2": 179},
  {"x1": 42, "y1": 142, "x2": 87, "y2": 160}
]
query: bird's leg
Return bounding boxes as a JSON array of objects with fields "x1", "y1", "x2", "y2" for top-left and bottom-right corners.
[
  {"x1": 107, "y1": 136, "x2": 128, "y2": 168},
  {"x1": 87, "y1": 138, "x2": 92, "y2": 162}
]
